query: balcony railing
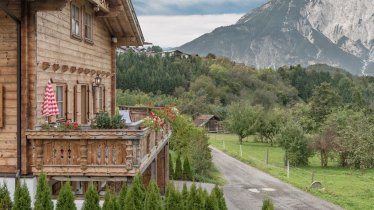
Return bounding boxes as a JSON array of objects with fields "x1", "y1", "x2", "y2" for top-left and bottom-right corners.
[{"x1": 26, "y1": 123, "x2": 171, "y2": 177}]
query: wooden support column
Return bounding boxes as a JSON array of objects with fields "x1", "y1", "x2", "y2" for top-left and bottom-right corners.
[
  {"x1": 80, "y1": 139, "x2": 88, "y2": 171},
  {"x1": 157, "y1": 145, "x2": 166, "y2": 194},
  {"x1": 110, "y1": 44, "x2": 116, "y2": 115}
]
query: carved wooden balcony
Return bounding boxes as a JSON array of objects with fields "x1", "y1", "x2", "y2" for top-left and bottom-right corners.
[{"x1": 26, "y1": 124, "x2": 171, "y2": 177}]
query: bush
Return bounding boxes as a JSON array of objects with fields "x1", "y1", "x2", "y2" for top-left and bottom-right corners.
[
  {"x1": 12, "y1": 180, "x2": 31, "y2": 210},
  {"x1": 165, "y1": 182, "x2": 182, "y2": 210},
  {"x1": 169, "y1": 154, "x2": 174, "y2": 179},
  {"x1": 118, "y1": 183, "x2": 128, "y2": 209},
  {"x1": 278, "y1": 123, "x2": 312, "y2": 166},
  {"x1": 186, "y1": 183, "x2": 203, "y2": 210},
  {"x1": 94, "y1": 112, "x2": 125, "y2": 129},
  {"x1": 102, "y1": 190, "x2": 115, "y2": 210},
  {"x1": 82, "y1": 184, "x2": 100, "y2": 210},
  {"x1": 132, "y1": 174, "x2": 146, "y2": 210},
  {"x1": 262, "y1": 198, "x2": 274, "y2": 210},
  {"x1": 183, "y1": 157, "x2": 192, "y2": 180},
  {"x1": 211, "y1": 185, "x2": 228, "y2": 210},
  {"x1": 174, "y1": 154, "x2": 183, "y2": 180},
  {"x1": 0, "y1": 182, "x2": 12, "y2": 210},
  {"x1": 144, "y1": 180, "x2": 162, "y2": 210},
  {"x1": 111, "y1": 114, "x2": 125, "y2": 129},
  {"x1": 123, "y1": 186, "x2": 137, "y2": 210},
  {"x1": 56, "y1": 182, "x2": 76, "y2": 210},
  {"x1": 34, "y1": 173, "x2": 53, "y2": 210}
]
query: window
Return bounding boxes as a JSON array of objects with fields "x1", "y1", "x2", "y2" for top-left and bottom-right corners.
[
  {"x1": 56, "y1": 85, "x2": 66, "y2": 119},
  {"x1": 71, "y1": 5, "x2": 81, "y2": 37},
  {"x1": 84, "y1": 12, "x2": 93, "y2": 42}
]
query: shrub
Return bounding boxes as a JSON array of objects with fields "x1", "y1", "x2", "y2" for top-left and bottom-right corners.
[
  {"x1": 81, "y1": 184, "x2": 100, "y2": 210},
  {"x1": 186, "y1": 183, "x2": 203, "y2": 210},
  {"x1": 12, "y1": 180, "x2": 31, "y2": 210},
  {"x1": 181, "y1": 183, "x2": 189, "y2": 208},
  {"x1": 34, "y1": 173, "x2": 53, "y2": 210},
  {"x1": 132, "y1": 174, "x2": 146, "y2": 210},
  {"x1": 0, "y1": 182, "x2": 12, "y2": 210},
  {"x1": 95, "y1": 112, "x2": 112, "y2": 129},
  {"x1": 56, "y1": 182, "x2": 76, "y2": 210},
  {"x1": 262, "y1": 198, "x2": 274, "y2": 210},
  {"x1": 183, "y1": 157, "x2": 192, "y2": 180},
  {"x1": 212, "y1": 185, "x2": 227, "y2": 210},
  {"x1": 174, "y1": 154, "x2": 183, "y2": 180},
  {"x1": 169, "y1": 154, "x2": 174, "y2": 179},
  {"x1": 111, "y1": 114, "x2": 125, "y2": 129},
  {"x1": 123, "y1": 187, "x2": 137, "y2": 210},
  {"x1": 118, "y1": 182, "x2": 128, "y2": 209},
  {"x1": 144, "y1": 180, "x2": 162, "y2": 210},
  {"x1": 205, "y1": 191, "x2": 219, "y2": 210},
  {"x1": 165, "y1": 182, "x2": 182, "y2": 210},
  {"x1": 102, "y1": 190, "x2": 114, "y2": 210}
]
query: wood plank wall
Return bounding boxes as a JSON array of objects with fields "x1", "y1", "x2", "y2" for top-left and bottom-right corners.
[
  {"x1": 35, "y1": 1, "x2": 113, "y2": 126},
  {"x1": 0, "y1": 6, "x2": 20, "y2": 173}
]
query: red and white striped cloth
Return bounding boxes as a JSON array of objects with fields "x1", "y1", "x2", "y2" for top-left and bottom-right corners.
[{"x1": 41, "y1": 80, "x2": 59, "y2": 116}]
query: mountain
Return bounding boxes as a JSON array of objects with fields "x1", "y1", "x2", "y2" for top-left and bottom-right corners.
[{"x1": 178, "y1": 0, "x2": 374, "y2": 75}]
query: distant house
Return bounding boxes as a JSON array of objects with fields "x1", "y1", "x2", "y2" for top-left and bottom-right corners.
[
  {"x1": 162, "y1": 50, "x2": 192, "y2": 59},
  {"x1": 194, "y1": 115, "x2": 223, "y2": 133}
]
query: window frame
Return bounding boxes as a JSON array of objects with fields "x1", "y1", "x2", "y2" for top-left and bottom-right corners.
[
  {"x1": 70, "y1": 3, "x2": 82, "y2": 40},
  {"x1": 55, "y1": 84, "x2": 67, "y2": 120},
  {"x1": 84, "y1": 11, "x2": 94, "y2": 44},
  {"x1": 98, "y1": 86, "x2": 104, "y2": 112}
]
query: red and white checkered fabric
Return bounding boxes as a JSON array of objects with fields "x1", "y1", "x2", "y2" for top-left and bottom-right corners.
[{"x1": 41, "y1": 80, "x2": 59, "y2": 116}]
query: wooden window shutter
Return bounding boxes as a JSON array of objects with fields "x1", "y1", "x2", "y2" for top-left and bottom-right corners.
[
  {"x1": 0, "y1": 85, "x2": 3, "y2": 128},
  {"x1": 74, "y1": 85, "x2": 82, "y2": 124},
  {"x1": 94, "y1": 86, "x2": 100, "y2": 114},
  {"x1": 88, "y1": 85, "x2": 93, "y2": 122}
]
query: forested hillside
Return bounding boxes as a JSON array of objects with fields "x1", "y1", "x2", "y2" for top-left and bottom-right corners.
[{"x1": 117, "y1": 51, "x2": 374, "y2": 170}]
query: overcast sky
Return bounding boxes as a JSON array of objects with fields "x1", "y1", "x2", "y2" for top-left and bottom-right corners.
[{"x1": 133, "y1": 0, "x2": 268, "y2": 48}]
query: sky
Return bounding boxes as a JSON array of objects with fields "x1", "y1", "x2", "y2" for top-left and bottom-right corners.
[{"x1": 133, "y1": 0, "x2": 268, "y2": 48}]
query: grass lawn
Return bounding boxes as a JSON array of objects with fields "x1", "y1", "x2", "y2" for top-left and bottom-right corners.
[{"x1": 209, "y1": 133, "x2": 374, "y2": 210}]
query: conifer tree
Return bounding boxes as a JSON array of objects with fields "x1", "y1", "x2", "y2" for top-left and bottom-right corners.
[
  {"x1": 199, "y1": 188, "x2": 209, "y2": 209},
  {"x1": 186, "y1": 183, "x2": 202, "y2": 210},
  {"x1": 181, "y1": 183, "x2": 189, "y2": 209},
  {"x1": 212, "y1": 185, "x2": 227, "y2": 210},
  {"x1": 205, "y1": 191, "x2": 219, "y2": 210},
  {"x1": 123, "y1": 187, "x2": 137, "y2": 210},
  {"x1": 56, "y1": 182, "x2": 76, "y2": 210},
  {"x1": 12, "y1": 180, "x2": 31, "y2": 210},
  {"x1": 165, "y1": 182, "x2": 179, "y2": 210},
  {"x1": 144, "y1": 180, "x2": 162, "y2": 210},
  {"x1": 81, "y1": 183, "x2": 100, "y2": 210},
  {"x1": 182, "y1": 157, "x2": 192, "y2": 180},
  {"x1": 118, "y1": 182, "x2": 128, "y2": 209},
  {"x1": 169, "y1": 154, "x2": 174, "y2": 179},
  {"x1": 112, "y1": 195, "x2": 120, "y2": 210},
  {"x1": 102, "y1": 190, "x2": 114, "y2": 210},
  {"x1": 0, "y1": 182, "x2": 13, "y2": 210},
  {"x1": 174, "y1": 154, "x2": 183, "y2": 180},
  {"x1": 132, "y1": 174, "x2": 146, "y2": 209},
  {"x1": 34, "y1": 173, "x2": 53, "y2": 210},
  {"x1": 262, "y1": 198, "x2": 274, "y2": 210}
]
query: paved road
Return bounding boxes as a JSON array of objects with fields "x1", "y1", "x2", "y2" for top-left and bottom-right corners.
[{"x1": 211, "y1": 147, "x2": 344, "y2": 210}]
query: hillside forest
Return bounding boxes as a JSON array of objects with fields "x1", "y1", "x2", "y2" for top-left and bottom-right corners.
[{"x1": 116, "y1": 50, "x2": 374, "y2": 174}]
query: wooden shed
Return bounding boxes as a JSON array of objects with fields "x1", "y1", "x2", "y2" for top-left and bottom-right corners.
[{"x1": 194, "y1": 114, "x2": 223, "y2": 133}]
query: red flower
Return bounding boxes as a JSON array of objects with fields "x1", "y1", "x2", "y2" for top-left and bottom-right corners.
[{"x1": 73, "y1": 122, "x2": 79, "y2": 129}]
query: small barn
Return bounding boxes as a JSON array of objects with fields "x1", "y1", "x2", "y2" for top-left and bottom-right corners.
[{"x1": 194, "y1": 115, "x2": 223, "y2": 133}]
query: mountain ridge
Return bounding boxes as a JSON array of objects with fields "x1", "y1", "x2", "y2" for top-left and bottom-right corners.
[{"x1": 178, "y1": 0, "x2": 374, "y2": 75}]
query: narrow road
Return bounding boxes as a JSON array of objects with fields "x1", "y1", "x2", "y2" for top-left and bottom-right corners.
[{"x1": 211, "y1": 147, "x2": 343, "y2": 210}]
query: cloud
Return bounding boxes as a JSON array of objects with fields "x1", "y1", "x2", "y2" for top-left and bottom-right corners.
[
  {"x1": 138, "y1": 14, "x2": 243, "y2": 48},
  {"x1": 134, "y1": 0, "x2": 268, "y2": 15}
]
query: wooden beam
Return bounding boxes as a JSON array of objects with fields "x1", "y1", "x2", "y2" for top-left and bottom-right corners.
[
  {"x1": 0, "y1": 1, "x2": 20, "y2": 22},
  {"x1": 117, "y1": 37, "x2": 138, "y2": 47},
  {"x1": 88, "y1": 0, "x2": 109, "y2": 13},
  {"x1": 0, "y1": 85, "x2": 3, "y2": 128},
  {"x1": 29, "y1": 0, "x2": 68, "y2": 11},
  {"x1": 96, "y1": 5, "x2": 124, "y2": 17}
]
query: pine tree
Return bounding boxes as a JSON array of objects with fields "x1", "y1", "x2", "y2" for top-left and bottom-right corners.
[
  {"x1": 174, "y1": 154, "x2": 183, "y2": 180},
  {"x1": 56, "y1": 182, "x2": 76, "y2": 210},
  {"x1": 34, "y1": 173, "x2": 53, "y2": 210},
  {"x1": 186, "y1": 183, "x2": 202, "y2": 210},
  {"x1": 123, "y1": 186, "x2": 137, "y2": 210},
  {"x1": 112, "y1": 195, "x2": 120, "y2": 210},
  {"x1": 118, "y1": 182, "x2": 128, "y2": 209},
  {"x1": 182, "y1": 157, "x2": 192, "y2": 180},
  {"x1": 144, "y1": 180, "x2": 162, "y2": 210},
  {"x1": 12, "y1": 180, "x2": 31, "y2": 210},
  {"x1": 198, "y1": 188, "x2": 209, "y2": 209},
  {"x1": 181, "y1": 183, "x2": 189, "y2": 209},
  {"x1": 132, "y1": 174, "x2": 146, "y2": 210},
  {"x1": 205, "y1": 191, "x2": 219, "y2": 210},
  {"x1": 81, "y1": 183, "x2": 100, "y2": 210},
  {"x1": 165, "y1": 181, "x2": 182, "y2": 210},
  {"x1": 0, "y1": 182, "x2": 13, "y2": 210},
  {"x1": 262, "y1": 198, "x2": 274, "y2": 210},
  {"x1": 212, "y1": 185, "x2": 227, "y2": 210},
  {"x1": 102, "y1": 190, "x2": 114, "y2": 210},
  {"x1": 169, "y1": 154, "x2": 174, "y2": 179}
]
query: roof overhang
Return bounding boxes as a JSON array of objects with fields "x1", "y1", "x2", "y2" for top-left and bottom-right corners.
[{"x1": 95, "y1": 0, "x2": 145, "y2": 47}]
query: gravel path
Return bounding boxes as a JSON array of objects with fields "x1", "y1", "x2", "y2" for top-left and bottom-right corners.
[{"x1": 211, "y1": 147, "x2": 344, "y2": 210}]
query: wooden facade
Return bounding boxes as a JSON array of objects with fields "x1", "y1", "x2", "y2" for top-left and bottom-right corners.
[{"x1": 0, "y1": 0, "x2": 169, "y2": 194}]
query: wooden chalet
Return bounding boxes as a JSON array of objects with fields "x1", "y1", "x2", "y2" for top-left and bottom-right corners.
[
  {"x1": 193, "y1": 114, "x2": 223, "y2": 133},
  {"x1": 0, "y1": 0, "x2": 170, "y2": 197}
]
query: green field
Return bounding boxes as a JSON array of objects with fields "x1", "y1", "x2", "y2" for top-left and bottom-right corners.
[{"x1": 209, "y1": 133, "x2": 374, "y2": 210}]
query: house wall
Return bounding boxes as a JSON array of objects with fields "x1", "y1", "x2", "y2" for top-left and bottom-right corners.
[
  {"x1": 0, "y1": 5, "x2": 20, "y2": 173},
  {"x1": 35, "y1": 0, "x2": 113, "y2": 126}
]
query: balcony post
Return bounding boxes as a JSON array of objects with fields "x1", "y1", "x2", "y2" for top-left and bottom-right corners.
[
  {"x1": 35, "y1": 139, "x2": 43, "y2": 170},
  {"x1": 125, "y1": 140, "x2": 133, "y2": 170},
  {"x1": 80, "y1": 139, "x2": 88, "y2": 171}
]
